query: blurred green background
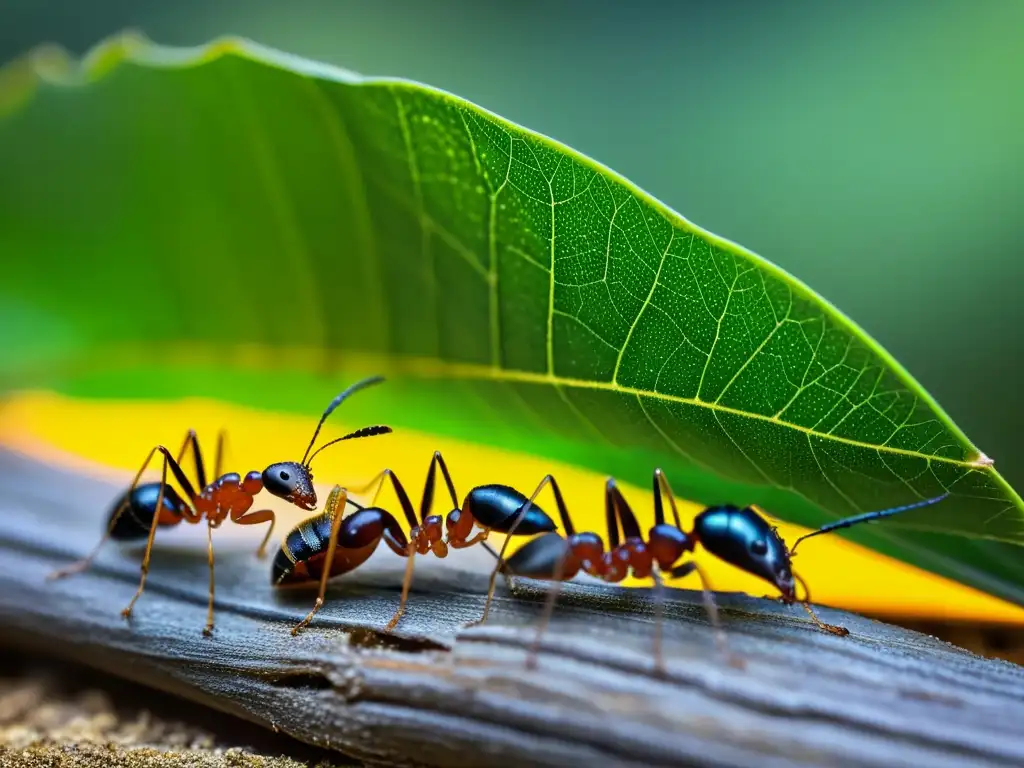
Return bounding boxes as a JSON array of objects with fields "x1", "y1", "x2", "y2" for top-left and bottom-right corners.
[{"x1": 4, "y1": 0, "x2": 1023, "y2": 490}]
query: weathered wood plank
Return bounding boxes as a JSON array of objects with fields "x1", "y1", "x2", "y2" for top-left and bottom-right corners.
[{"x1": 1, "y1": 448, "x2": 1022, "y2": 767}]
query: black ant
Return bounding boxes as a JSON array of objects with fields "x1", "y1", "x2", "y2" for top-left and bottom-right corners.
[
  {"x1": 270, "y1": 450, "x2": 559, "y2": 635},
  {"x1": 473, "y1": 470, "x2": 949, "y2": 674},
  {"x1": 48, "y1": 376, "x2": 392, "y2": 636}
]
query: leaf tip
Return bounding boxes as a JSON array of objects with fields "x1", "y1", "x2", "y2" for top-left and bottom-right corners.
[{"x1": 968, "y1": 452, "x2": 995, "y2": 469}]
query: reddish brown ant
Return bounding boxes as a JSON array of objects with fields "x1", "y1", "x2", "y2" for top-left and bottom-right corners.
[
  {"x1": 475, "y1": 470, "x2": 948, "y2": 674},
  {"x1": 49, "y1": 376, "x2": 391, "y2": 636},
  {"x1": 270, "y1": 451, "x2": 558, "y2": 635}
]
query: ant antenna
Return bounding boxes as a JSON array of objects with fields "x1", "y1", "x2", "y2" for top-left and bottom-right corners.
[
  {"x1": 301, "y1": 375, "x2": 386, "y2": 466},
  {"x1": 792, "y1": 571, "x2": 849, "y2": 635},
  {"x1": 793, "y1": 571, "x2": 812, "y2": 603},
  {"x1": 305, "y1": 425, "x2": 393, "y2": 466},
  {"x1": 789, "y1": 492, "x2": 950, "y2": 555}
]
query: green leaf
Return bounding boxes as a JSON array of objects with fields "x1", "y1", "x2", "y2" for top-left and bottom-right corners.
[{"x1": 1, "y1": 32, "x2": 1022, "y2": 605}]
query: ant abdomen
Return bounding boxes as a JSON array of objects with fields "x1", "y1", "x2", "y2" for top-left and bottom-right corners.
[
  {"x1": 464, "y1": 484, "x2": 558, "y2": 534},
  {"x1": 502, "y1": 531, "x2": 580, "y2": 580},
  {"x1": 273, "y1": 506, "x2": 411, "y2": 586},
  {"x1": 108, "y1": 482, "x2": 187, "y2": 541}
]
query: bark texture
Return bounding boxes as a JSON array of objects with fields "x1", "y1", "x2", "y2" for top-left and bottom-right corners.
[{"x1": 1, "y1": 448, "x2": 1023, "y2": 768}]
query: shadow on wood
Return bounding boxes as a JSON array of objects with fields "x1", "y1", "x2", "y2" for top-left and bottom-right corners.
[{"x1": 1, "y1": 448, "x2": 1022, "y2": 768}]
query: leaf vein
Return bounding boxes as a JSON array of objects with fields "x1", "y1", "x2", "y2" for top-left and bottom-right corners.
[{"x1": 613, "y1": 230, "x2": 676, "y2": 384}]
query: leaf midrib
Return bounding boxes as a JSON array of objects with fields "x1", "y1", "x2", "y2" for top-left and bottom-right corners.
[{"x1": 488, "y1": 366, "x2": 971, "y2": 467}]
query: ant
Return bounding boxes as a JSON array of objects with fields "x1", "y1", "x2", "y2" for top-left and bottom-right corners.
[
  {"x1": 271, "y1": 450, "x2": 560, "y2": 635},
  {"x1": 473, "y1": 469, "x2": 949, "y2": 674},
  {"x1": 48, "y1": 376, "x2": 392, "y2": 636}
]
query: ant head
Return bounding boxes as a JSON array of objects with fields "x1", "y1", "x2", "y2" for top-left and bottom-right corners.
[
  {"x1": 262, "y1": 461, "x2": 317, "y2": 511},
  {"x1": 262, "y1": 377, "x2": 393, "y2": 512},
  {"x1": 693, "y1": 505, "x2": 795, "y2": 601}
]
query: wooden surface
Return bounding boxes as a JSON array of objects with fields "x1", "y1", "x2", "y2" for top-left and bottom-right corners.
[{"x1": 1, "y1": 447, "x2": 1023, "y2": 768}]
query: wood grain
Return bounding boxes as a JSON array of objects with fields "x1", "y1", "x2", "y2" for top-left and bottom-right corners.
[{"x1": 1, "y1": 447, "x2": 1022, "y2": 768}]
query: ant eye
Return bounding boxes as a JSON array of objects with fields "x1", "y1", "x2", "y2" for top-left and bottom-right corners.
[
  {"x1": 261, "y1": 463, "x2": 300, "y2": 500},
  {"x1": 750, "y1": 539, "x2": 768, "y2": 555}
]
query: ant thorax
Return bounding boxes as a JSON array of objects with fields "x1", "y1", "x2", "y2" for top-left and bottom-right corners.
[
  {"x1": 194, "y1": 471, "x2": 263, "y2": 524},
  {"x1": 410, "y1": 514, "x2": 447, "y2": 556}
]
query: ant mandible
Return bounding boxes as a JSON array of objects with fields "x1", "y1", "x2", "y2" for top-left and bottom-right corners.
[
  {"x1": 270, "y1": 450, "x2": 560, "y2": 635},
  {"x1": 474, "y1": 470, "x2": 949, "y2": 674},
  {"x1": 48, "y1": 376, "x2": 392, "y2": 636}
]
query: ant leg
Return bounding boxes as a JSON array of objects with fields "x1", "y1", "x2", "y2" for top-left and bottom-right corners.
[
  {"x1": 421, "y1": 450, "x2": 460, "y2": 520},
  {"x1": 474, "y1": 474, "x2": 572, "y2": 627},
  {"x1": 292, "y1": 486, "x2": 348, "y2": 636},
  {"x1": 203, "y1": 521, "x2": 216, "y2": 636},
  {"x1": 168, "y1": 429, "x2": 207, "y2": 491},
  {"x1": 48, "y1": 495, "x2": 132, "y2": 581},
  {"x1": 424, "y1": 451, "x2": 492, "y2": 552},
  {"x1": 49, "y1": 443, "x2": 179, "y2": 581},
  {"x1": 350, "y1": 470, "x2": 387, "y2": 503},
  {"x1": 653, "y1": 468, "x2": 683, "y2": 529},
  {"x1": 486, "y1": 541, "x2": 516, "y2": 592},
  {"x1": 474, "y1": 541, "x2": 519, "y2": 595},
  {"x1": 185, "y1": 430, "x2": 207, "y2": 490},
  {"x1": 650, "y1": 569, "x2": 667, "y2": 676},
  {"x1": 605, "y1": 478, "x2": 644, "y2": 544},
  {"x1": 474, "y1": 547, "x2": 512, "y2": 626},
  {"x1": 234, "y1": 509, "x2": 276, "y2": 558},
  {"x1": 525, "y1": 537, "x2": 571, "y2": 671},
  {"x1": 385, "y1": 540, "x2": 417, "y2": 632},
  {"x1": 213, "y1": 429, "x2": 227, "y2": 479},
  {"x1": 452, "y1": 530, "x2": 489, "y2": 550},
  {"x1": 121, "y1": 451, "x2": 180, "y2": 620},
  {"x1": 794, "y1": 572, "x2": 849, "y2": 636},
  {"x1": 670, "y1": 561, "x2": 743, "y2": 668},
  {"x1": 606, "y1": 479, "x2": 668, "y2": 674},
  {"x1": 353, "y1": 468, "x2": 419, "y2": 529}
]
